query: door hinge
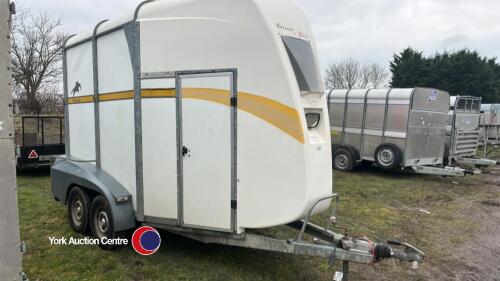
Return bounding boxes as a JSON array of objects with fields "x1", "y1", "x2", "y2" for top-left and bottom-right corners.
[
  {"x1": 230, "y1": 97, "x2": 237, "y2": 107},
  {"x1": 231, "y1": 200, "x2": 237, "y2": 209}
]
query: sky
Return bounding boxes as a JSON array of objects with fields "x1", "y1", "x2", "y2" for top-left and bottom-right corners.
[{"x1": 15, "y1": 0, "x2": 500, "y2": 71}]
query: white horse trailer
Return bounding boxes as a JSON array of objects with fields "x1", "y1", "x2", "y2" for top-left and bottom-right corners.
[
  {"x1": 446, "y1": 96, "x2": 496, "y2": 166},
  {"x1": 50, "y1": 0, "x2": 422, "y2": 276},
  {"x1": 328, "y1": 88, "x2": 473, "y2": 176}
]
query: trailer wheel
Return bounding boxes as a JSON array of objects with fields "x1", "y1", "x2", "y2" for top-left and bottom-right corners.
[
  {"x1": 67, "y1": 186, "x2": 91, "y2": 234},
  {"x1": 90, "y1": 195, "x2": 124, "y2": 250},
  {"x1": 333, "y1": 148, "x2": 355, "y2": 171},
  {"x1": 374, "y1": 144, "x2": 402, "y2": 170}
]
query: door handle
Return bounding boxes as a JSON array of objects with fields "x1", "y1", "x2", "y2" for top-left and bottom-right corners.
[{"x1": 182, "y1": 146, "x2": 190, "y2": 157}]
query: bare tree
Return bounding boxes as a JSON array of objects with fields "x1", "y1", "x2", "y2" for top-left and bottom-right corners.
[
  {"x1": 325, "y1": 58, "x2": 361, "y2": 89},
  {"x1": 369, "y1": 63, "x2": 390, "y2": 88},
  {"x1": 11, "y1": 10, "x2": 66, "y2": 115},
  {"x1": 324, "y1": 59, "x2": 390, "y2": 90}
]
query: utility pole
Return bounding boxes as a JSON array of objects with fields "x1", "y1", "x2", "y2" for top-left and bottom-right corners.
[{"x1": 0, "y1": 1, "x2": 23, "y2": 280}]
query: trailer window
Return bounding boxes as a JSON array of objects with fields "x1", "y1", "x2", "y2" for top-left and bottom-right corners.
[
  {"x1": 456, "y1": 99, "x2": 467, "y2": 111},
  {"x1": 471, "y1": 100, "x2": 480, "y2": 112},
  {"x1": 282, "y1": 36, "x2": 322, "y2": 93}
]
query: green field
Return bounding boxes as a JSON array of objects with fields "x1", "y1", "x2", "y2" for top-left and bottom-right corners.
[{"x1": 17, "y1": 159, "x2": 500, "y2": 281}]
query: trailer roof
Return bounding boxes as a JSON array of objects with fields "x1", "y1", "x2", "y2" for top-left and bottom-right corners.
[
  {"x1": 481, "y1": 104, "x2": 500, "y2": 112},
  {"x1": 66, "y1": 12, "x2": 135, "y2": 48},
  {"x1": 329, "y1": 88, "x2": 415, "y2": 101},
  {"x1": 450, "y1": 96, "x2": 481, "y2": 107}
]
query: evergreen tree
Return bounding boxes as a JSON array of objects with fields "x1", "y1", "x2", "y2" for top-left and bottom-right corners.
[
  {"x1": 389, "y1": 48, "x2": 429, "y2": 88},
  {"x1": 390, "y1": 48, "x2": 500, "y2": 103}
]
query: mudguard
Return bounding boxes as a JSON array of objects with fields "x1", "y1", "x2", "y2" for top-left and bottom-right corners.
[
  {"x1": 332, "y1": 144, "x2": 361, "y2": 161},
  {"x1": 51, "y1": 158, "x2": 136, "y2": 232}
]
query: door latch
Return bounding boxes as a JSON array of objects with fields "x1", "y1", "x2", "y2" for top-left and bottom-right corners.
[{"x1": 182, "y1": 146, "x2": 190, "y2": 157}]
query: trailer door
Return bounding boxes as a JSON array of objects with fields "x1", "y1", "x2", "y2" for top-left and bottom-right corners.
[{"x1": 177, "y1": 71, "x2": 236, "y2": 232}]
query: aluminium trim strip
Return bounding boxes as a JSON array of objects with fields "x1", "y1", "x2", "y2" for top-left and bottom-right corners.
[
  {"x1": 344, "y1": 127, "x2": 362, "y2": 134},
  {"x1": 62, "y1": 34, "x2": 76, "y2": 158},
  {"x1": 92, "y1": 20, "x2": 109, "y2": 168},
  {"x1": 384, "y1": 131, "x2": 407, "y2": 139},
  {"x1": 230, "y1": 69, "x2": 238, "y2": 233},
  {"x1": 175, "y1": 74, "x2": 183, "y2": 226},
  {"x1": 124, "y1": 21, "x2": 145, "y2": 222},
  {"x1": 363, "y1": 129, "x2": 383, "y2": 137}
]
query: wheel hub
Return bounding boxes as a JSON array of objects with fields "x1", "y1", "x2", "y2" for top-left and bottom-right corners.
[
  {"x1": 72, "y1": 199, "x2": 83, "y2": 225},
  {"x1": 379, "y1": 148, "x2": 395, "y2": 165},
  {"x1": 335, "y1": 153, "x2": 349, "y2": 169},
  {"x1": 97, "y1": 211, "x2": 109, "y2": 234}
]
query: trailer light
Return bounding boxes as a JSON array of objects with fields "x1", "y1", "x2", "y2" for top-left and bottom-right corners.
[{"x1": 305, "y1": 113, "x2": 320, "y2": 129}]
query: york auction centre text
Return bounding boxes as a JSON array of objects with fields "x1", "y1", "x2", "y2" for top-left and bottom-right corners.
[{"x1": 48, "y1": 236, "x2": 128, "y2": 246}]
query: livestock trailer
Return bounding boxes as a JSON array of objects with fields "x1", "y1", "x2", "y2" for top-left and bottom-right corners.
[
  {"x1": 480, "y1": 104, "x2": 500, "y2": 144},
  {"x1": 446, "y1": 96, "x2": 496, "y2": 166},
  {"x1": 15, "y1": 115, "x2": 65, "y2": 169},
  {"x1": 50, "y1": 0, "x2": 423, "y2": 277},
  {"x1": 328, "y1": 88, "x2": 472, "y2": 176}
]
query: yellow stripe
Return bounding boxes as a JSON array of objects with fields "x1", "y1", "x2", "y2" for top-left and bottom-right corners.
[
  {"x1": 68, "y1": 89, "x2": 175, "y2": 104},
  {"x1": 182, "y1": 89, "x2": 304, "y2": 143},
  {"x1": 67, "y1": 88, "x2": 305, "y2": 143},
  {"x1": 99, "y1": 91, "x2": 134, "y2": 102},
  {"x1": 68, "y1": 95, "x2": 94, "y2": 104},
  {"x1": 238, "y1": 93, "x2": 304, "y2": 143},
  {"x1": 142, "y1": 89, "x2": 176, "y2": 98},
  {"x1": 183, "y1": 88, "x2": 231, "y2": 107}
]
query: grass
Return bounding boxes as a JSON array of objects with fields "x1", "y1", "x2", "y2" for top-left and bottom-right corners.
[{"x1": 17, "y1": 155, "x2": 500, "y2": 281}]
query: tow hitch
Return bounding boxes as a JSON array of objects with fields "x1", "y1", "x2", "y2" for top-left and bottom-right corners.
[
  {"x1": 158, "y1": 194, "x2": 425, "y2": 281},
  {"x1": 288, "y1": 194, "x2": 425, "y2": 280}
]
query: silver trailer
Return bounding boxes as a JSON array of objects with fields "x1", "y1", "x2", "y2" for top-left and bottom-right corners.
[
  {"x1": 328, "y1": 88, "x2": 473, "y2": 176},
  {"x1": 446, "y1": 96, "x2": 496, "y2": 166},
  {"x1": 479, "y1": 104, "x2": 500, "y2": 144}
]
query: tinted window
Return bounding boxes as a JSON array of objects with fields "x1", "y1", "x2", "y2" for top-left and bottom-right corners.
[{"x1": 282, "y1": 36, "x2": 322, "y2": 93}]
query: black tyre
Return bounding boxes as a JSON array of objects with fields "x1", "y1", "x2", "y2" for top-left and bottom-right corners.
[
  {"x1": 443, "y1": 143, "x2": 450, "y2": 165},
  {"x1": 374, "y1": 144, "x2": 402, "y2": 170},
  {"x1": 90, "y1": 195, "x2": 124, "y2": 250},
  {"x1": 333, "y1": 148, "x2": 355, "y2": 171},
  {"x1": 67, "y1": 186, "x2": 91, "y2": 234}
]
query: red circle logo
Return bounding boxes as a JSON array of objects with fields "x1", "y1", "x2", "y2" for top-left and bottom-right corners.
[{"x1": 131, "y1": 226, "x2": 161, "y2": 255}]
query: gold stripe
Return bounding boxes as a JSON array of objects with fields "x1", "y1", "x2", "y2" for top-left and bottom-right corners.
[
  {"x1": 68, "y1": 89, "x2": 175, "y2": 104},
  {"x1": 142, "y1": 89, "x2": 176, "y2": 98},
  {"x1": 67, "y1": 88, "x2": 305, "y2": 143},
  {"x1": 99, "y1": 91, "x2": 134, "y2": 102},
  {"x1": 182, "y1": 88, "x2": 231, "y2": 107},
  {"x1": 238, "y1": 93, "x2": 304, "y2": 143},
  {"x1": 68, "y1": 95, "x2": 94, "y2": 104}
]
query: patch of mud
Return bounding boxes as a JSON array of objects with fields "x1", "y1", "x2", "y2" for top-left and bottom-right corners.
[{"x1": 452, "y1": 172, "x2": 500, "y2": 281}]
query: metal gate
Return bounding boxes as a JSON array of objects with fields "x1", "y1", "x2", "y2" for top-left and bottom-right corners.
[{"x1": 21, "y1": 116, "x2": 64, "y2": 146}]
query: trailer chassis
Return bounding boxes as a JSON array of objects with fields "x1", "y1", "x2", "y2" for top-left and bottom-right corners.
[
  {"x1": 410, "y1": 165, "x2": 478, "y2": 177},
  {"x1": 148, "y1": 195, "x2": 424, "y2": 281},
  {"x1": 455, "y1": 157, "x2": 497, "y2": 167}
]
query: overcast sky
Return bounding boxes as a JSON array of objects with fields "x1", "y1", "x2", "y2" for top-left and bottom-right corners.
[{"x1": 16, "y1": 0, "x2": 500, "y2": 70}]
